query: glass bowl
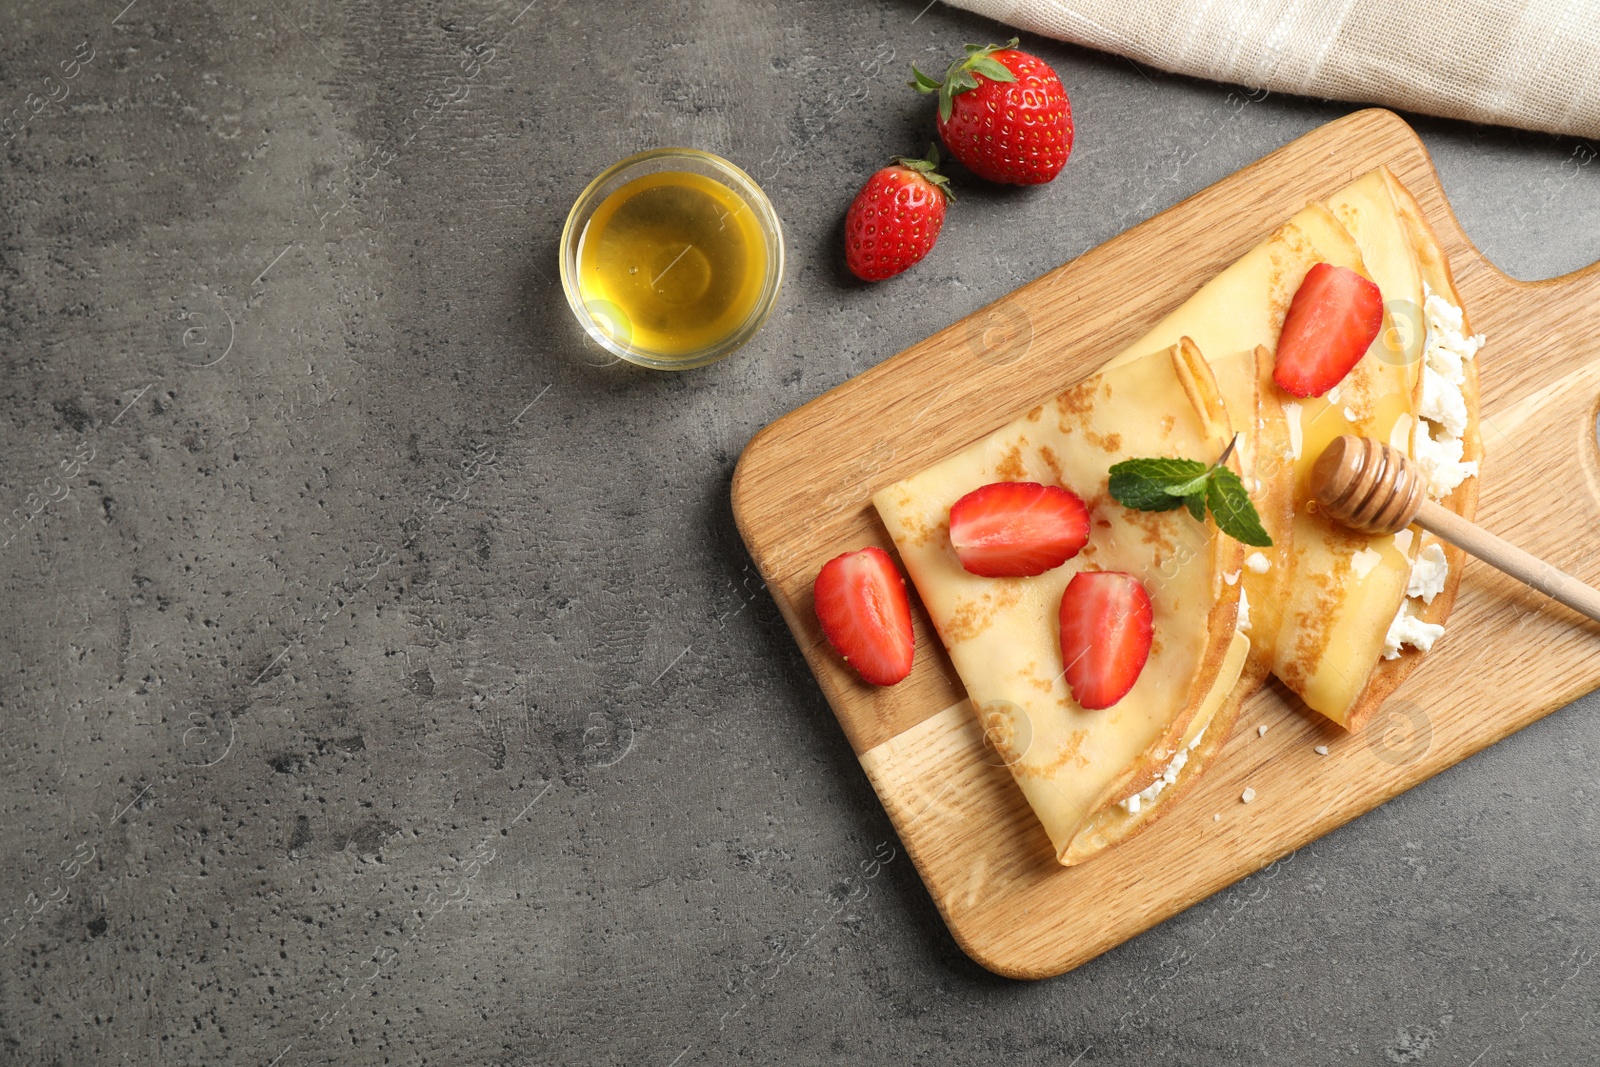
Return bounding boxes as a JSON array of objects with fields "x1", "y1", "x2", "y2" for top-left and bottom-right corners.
[{"x1": 559, "y1": 148, "x2": 785, "y2": 371}]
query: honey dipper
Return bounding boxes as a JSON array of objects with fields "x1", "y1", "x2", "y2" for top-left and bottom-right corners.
[{"x1": 1310, "y1": 434, "x2": 1600, "y2": 624}]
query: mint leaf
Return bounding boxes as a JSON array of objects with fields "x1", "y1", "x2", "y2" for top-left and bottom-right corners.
[
  {"x1": 1207, "y1": 467, "x2": 1272, "y2": 547},
  {"x1": 1108, "y1": 437, "x2": 1273, "y2": 547},
  {"x1": 1107, "y1": 457, "x2": 1209, "y2": 511},
  {"x1": 1168, "y1": 470, "x2": 1214, "y2": 498}
]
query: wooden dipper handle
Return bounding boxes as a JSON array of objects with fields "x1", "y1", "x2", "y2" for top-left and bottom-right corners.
[{"x1": 1311, "y1": 435, "x2": 1600, "y2": 624}]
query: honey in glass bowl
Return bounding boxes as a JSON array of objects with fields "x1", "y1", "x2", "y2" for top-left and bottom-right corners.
[{"x1": 561, "y1": 149, "x2": 784, "y2": 370}]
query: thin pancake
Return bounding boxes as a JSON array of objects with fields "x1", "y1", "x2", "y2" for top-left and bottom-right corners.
[
  {"x1": 873, "y1": 339, "x2": 1244, "y2": 865},
  {"x1": 1341, "y1": 169, "x2": 1483, "y2": 731}
]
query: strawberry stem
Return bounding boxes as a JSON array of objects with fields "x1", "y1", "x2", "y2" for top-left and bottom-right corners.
[
  {"x1": 889, "y1": 144, "x2": 954, "y2": 203},
  {"x1": 908, "y1": 37, "x2": 1020, "y2": 123}
]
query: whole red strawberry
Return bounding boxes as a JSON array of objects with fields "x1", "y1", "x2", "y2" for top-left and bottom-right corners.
[
  {"x1": 911, "y1": 38, "x2": 1073, "y2": 185},
  {"x1": 844, "y1": 146, "x2": 951, "y2": 282}
]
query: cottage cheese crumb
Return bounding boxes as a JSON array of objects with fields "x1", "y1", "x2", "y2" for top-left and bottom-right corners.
[
  {"x1": 1382, "y1": 602, "x2": 1446, "y2": 659},
  {"x1": 1407, "y1": 543, "x2": 1449, "y2": 603},
  {"x1": 1313, "y1": 745, "x2": 1329, "y2": 756},
  {"x1": 1237, "y1": 587, "x2": 1251, "y2": 632},
  {"x1": 1257, "y1": 724, "x2": 1269, "y2": 737},
  {"x1": 1117, "y1": 743, "x2": 1193, "y2": 814},
  {"x1": 1412, "y1": 283, "x2": 1482, "y2": 499},
  {"x1": 1240, "y1": 787, "x2": 1257, "y2": 804},
  {"x1": 1244, "y1": 551, "x2": 1271, "y2": 574},
  {"x1": 1350, "y1": 546, "x2": 1383, "y2": 581},
  {"x1": 1414, "y1": 422, "x2": 1479, "y2": 499},
  {"x1": 1419, "y1": 364, "x2": 1469, "y2": 439}
]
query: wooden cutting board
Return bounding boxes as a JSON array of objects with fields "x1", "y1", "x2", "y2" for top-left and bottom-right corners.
[{"x1": 730, "y1": 109, "x2": 1600, "y2": 980}]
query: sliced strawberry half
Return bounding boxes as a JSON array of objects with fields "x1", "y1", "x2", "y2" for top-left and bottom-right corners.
[
  {"x1": 1058, "y1": 571, "x2": 1153, "y2": 710},
  {"x1": 1272, "y1": 262, "x2": 1384, "y2": 398},
  {"x1": 813, "y1": 547, "x2": 915, "y2": 686},
  {"x1": 947, "y1": 481, "x2": 1090, "y2": 578}
]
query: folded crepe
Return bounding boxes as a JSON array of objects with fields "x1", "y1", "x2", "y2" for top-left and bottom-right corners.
[
  {"x1": 873, "y1": 339, "x2": 1260, "y2": 865},
  {"x1": 872, "y1": 167, "x2": 1481, "y2": 864},
  {"x1": 1108, "y1": 168, "x2": 1481, "y2": 730}
]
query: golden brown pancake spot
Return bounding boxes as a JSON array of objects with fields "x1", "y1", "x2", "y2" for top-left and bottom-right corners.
[
  {"x1": 1286, "y1": 565, "x2": 1341, "y2": 685},
  {"x1": 944, "y1": 583, "x2": 1024, "y2": 644},
  {"x1": 994, "y1": 444, "x2": 1026, "y2": 482},
  {"x1": 1160, "y1": 413, "x2": 1175, "y2": 436},
  {"x1": 1023, "y1": 662, "x2": 1055, "y2": 693},
  {"x1": 902, "y1": 515, "x2": 947, "y2": 549},
  {"x1": 1121, "y1": 508, "x2": 1177, "y2": 555},
  {"x1": 1015, "y1": 725, "x2": 1087, "y2": 779},
  {"x1": 1084, "y1": 429, "x2": 1122, "y2": 453},
  {"x1": 1026, "y1": 405, "x2": 1044, "y2": 423},
  {"x1": 1038, "y1": 445, "x2": 1064, "y2": 484},
  {"x1": 1056, "y1": 378, "x2": 1097, "y2": 412}
]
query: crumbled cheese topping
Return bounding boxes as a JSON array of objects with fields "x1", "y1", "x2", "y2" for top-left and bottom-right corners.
[
  {"x1": 1350, "y1": 546, "x2": 1383, "y2": 580},
  {"x1": 1413, "y1": 283, "x2": 1482, "y2": 499},
  {"x1": 1384, "y1": 539, "x2": 1451, "y2": 657},
  {"x1": 1240, "y1": 787, "x2": 1257, "y2": 804},
  {"x1": 1422, "y1": 287, "x2": 1484, "y2": 382},
  {"x1": 1327, "y1": 384, "x2": 1342, "y2": 404},
  {"x1": 1419, "y1": 364, "x2": 1469, "y2": 439},
  {"x1": 1343, "y1": 405, "x2": 1359, "y2": 423},
  {"x1": 1407, "y1": 543, "x2": 1449, "y2": 603},
  {"x1": 1223, "y1": 569, "x2": 1240, "y2": 586},
  {"x1": 1244, "y1": 551, "x2": 1271, "y2": 574},
  {"x1": 1382, "y1": 601, "x2": 1446, "y2": 659},
  {"x1": 1414, "y1": 424, "x2": 1478, "y2": 499},
  {"x1": 1118, "y1": 725, "x2": 1208, "y2": 813},
  {"x1": 1257, "y1": 724, "x2": 1269, "y2": 737},
  {"x1": 1313, "y1": 745, "x2": 1329, "y2": 756},
  {"x1": 1237, "y1": 587, "x2": 1252, "y2": 632},
  {"x1": 1381, "y1": 286, "x2": 1476, "y2": 658}
]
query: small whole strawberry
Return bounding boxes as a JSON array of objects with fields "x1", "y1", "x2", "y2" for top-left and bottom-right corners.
[
  {"x1": 911, "y1": 38, "x2": 1073, "y2": 185},
  {"x1": 844, "y1": 146, "x2": 952, "y2": 282}
]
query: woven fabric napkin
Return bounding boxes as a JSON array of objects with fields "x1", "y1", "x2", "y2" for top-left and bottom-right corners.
[{"x1": 941, "y1": 0, "x2": 1600, "y2": 139}]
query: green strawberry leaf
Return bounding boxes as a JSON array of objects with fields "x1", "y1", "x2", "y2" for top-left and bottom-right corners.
[
  {"x1": 915, "y1": 37, "x2": 1025, "y2": 122},
  {"x1": 890, "y1": 144, "x2": 954, "y2": 202},
  {"x1": 908, "y1": 66, "x2": 942, "y2": 94},
  {"x1": 969, "y1": 56, "x2": 1017, "y2": 83}
]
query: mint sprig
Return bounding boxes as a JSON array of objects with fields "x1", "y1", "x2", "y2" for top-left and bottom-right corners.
[{"x1": 1108, "y1": 435, "x2": 1273, "y2": 548}]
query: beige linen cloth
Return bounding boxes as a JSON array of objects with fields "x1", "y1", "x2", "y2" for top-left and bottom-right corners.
[{"x1": 941, "y1": 0, "x2": 1600, "y2": 139}]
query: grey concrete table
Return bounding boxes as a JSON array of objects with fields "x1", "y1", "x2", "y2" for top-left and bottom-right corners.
[{"x1": 3, "y1": 0, "x2": 1598, "y2": 1063}]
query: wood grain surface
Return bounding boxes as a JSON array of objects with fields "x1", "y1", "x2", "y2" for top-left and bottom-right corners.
[{"x1": 730, "y1": 109, "x2": 1600, "y2": 980}]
